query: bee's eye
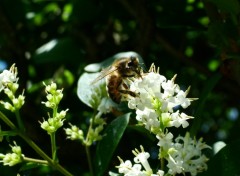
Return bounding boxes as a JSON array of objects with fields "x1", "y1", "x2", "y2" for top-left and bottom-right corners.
[
  {"x1": 128, "y1": 57, "x2": 137, "y2": 67},
  {"x1": 128, "y1": 61, "x2": 134, "y2": 67}
]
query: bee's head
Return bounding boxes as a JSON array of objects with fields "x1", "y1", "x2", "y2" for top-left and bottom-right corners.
[
  {"x1": 127, "y1": 56, "x2": 142, "y2": 77},
  {"x1": 116, "y1": 56, "x2": 142, "y2": 77}
]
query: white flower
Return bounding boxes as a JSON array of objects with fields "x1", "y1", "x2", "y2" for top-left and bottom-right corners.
[
  {"x1": 127, "y1": 65, "x2": 195, "y2": 133},
  {"x1": 166, "y1": 132, "x2": 211, "y2": 176},
  {"x1": 135, "y1": 108, "x2": 160, "y2": 132},
  {"x1": 117, "y1": 158, "x2": 144, "y2": 176},
  {"x1": 0, "y1": 64, "x2": 18, "y2": 92},
  {"x1": 167, "y1": 154, "x2": 184, "y2": 174},
  {"x1": 97, "y1": 97, "x2": 113, "y2": 114},
  {"x1": 168, "y1": 111, "x2": 193, "y2": 128},
  {"x1": 0, "y1": 64, "x2": 25, "y2": 111},
  {"x1": 116, "y1": 146, "x2": 164, "y2": 176},
  {"x1": 155, "y1": 170, "x2": 165, "y2": 176},
  {"x1": 133, "y1": 146, "x2": 151, "y2": 173},
  {"x1": 157, "y1": 132, "x2": 173, "y2": 149}
]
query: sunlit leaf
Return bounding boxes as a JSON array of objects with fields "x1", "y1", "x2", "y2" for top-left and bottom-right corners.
[
  {"x1": 77, "y1": 72, "x2": 103, "y2": 109},
  {"x1": 33, "y1": 38, "x2": 85, "y2": 64}
]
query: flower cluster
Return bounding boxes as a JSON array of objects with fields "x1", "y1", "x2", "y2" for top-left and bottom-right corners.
[
  {"x1": 0, "y1": 142, "x2": 23, "y2": 166},
  {"x1": 40, "y1": 109, "x2": 68, "y2": 134},
  {"x1": 115, "y1": 146, "x2": 164, "y2": 176},
  {"x1": 0, "y1": 64, "x2": 25, "y2": 112},
  {"x1": 158, "y1": 132, "x2": 210, "y2": 175},
  {"x1": 40, "y1": 82, "x2": 68, "y2": 134},
  {"x1": 112, "y1": 64, "x2": 210, "y2": 176},
  {"x1": 65, "y1": 111, "x2": 106, "y2": 146},
  {"x1": 127, "y1": 65, "x2": 195, "y2": 134},
  {"x1": 0, "y1": 64, "x2": 18, "y2": 92},
  {"x1": 42, "y1": 82, "x2": 63, "y2": 109},
  {"x1": 65, "y1": 123, "x2": 84, "y2": 141}
]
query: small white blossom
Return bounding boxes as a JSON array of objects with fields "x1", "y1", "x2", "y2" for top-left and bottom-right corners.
[
  {"x1": 168, "y1": 111, "x2": 193, "y2": 128},
  {"x1": 135, "y1": 108, "x2": 160, "y2": 132},
  {"x1": 118, "y1": 159, "x2": 144, "y2": 175},
  {"x1": 65, "y1": 123, "x2": 84, "y2": 141},
  {"x1": 133, "y1": 146, "x2": 152, "y2": 173},
  {"x1": 155, "y1": 170, "x2": 164, "y2": 176},
  {"x1": 97, "y1": 97, "x2": 113, "y2": 114},
  {"x1": 56, "y1": 109, "x2": 69, "y2": 119},
  {"x1": 167, "y1": 154, "x2": 184, "y2": 174},
  {"x1": 157, "y1": 132, "x2": 173, "y2": 150}
]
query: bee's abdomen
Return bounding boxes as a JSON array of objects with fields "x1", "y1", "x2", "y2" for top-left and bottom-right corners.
[{"x1": 107, "y1": 74, "x2": 122, "y2": 103}]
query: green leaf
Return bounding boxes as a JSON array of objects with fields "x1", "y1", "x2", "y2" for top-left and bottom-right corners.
[
  {"x1": 199, "y1": 139, "x2": 240, "y2": 176},
  {"x1": 77, "y1": 72, "x2": 106, "y2": 109},
  {"x1": 33, "y1": 38, "x2": 85, "y2": 64},
  {"x1": 190, "y1": 73, "x2": 222, "y2": 135},
  {"x1": 95, "y1": 113, "x2": 130, "y2": 176},
  {"x1": 0, "y1": 130, "x2": 18, "y2": 140}
]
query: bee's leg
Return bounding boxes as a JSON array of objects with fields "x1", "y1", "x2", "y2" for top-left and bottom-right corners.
[
  {"x1": 119, "y1": 89, "x2": 137, "y2": 97},
  {"x1": 119, "y1": 82, "x2": 137, "y2": 97}
]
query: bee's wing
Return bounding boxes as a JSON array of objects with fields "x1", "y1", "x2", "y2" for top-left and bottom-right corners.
[{"x1": 91, "y1": 66, "x2": 118, "y2": 84}]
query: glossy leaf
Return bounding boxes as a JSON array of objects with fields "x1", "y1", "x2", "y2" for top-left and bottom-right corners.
[
  {"x1": 199, "y1": 139, "x2": 240, "y2": 176},
  {"x1": 77, "y1": 72, "x2": 106, "y2": 109},
  {"x1": 95, "y1": 113, "x2": 130, "y2": 176},
  {"x1": 33, "y1": 38, "x2": 85, "y2": 64},
  {"x1": 190, "y1": 73, "x2": 222, "y2": 135}
]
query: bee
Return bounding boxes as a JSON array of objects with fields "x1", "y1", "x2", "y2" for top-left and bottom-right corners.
[{"x1": 92, "y1": 56, "x2": 142, "y2": 103}]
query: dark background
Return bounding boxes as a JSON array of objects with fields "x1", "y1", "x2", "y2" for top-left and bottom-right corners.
[{"x1": 0, "y1": 0, "x2": 240, "y2": 175}]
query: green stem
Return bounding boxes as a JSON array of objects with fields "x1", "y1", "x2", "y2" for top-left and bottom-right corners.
[
  {"x1": 19, "y1": 132, "x2": 72, "y2": 176},
  {"x1": 85, "y1": 145, "x2": 94, "y2": 176},
  {"x1": 160, "y1": 156, "x2": 165, "y2": 171},
  {"x1": 23, "y1": 156, "x2": 48, "y2": 165},
  {"x1": 0, "y1": 111, "x2": 16, "y2": 129},
  {"x1": 50, "y1": 132, "x2": 57, "y2": 162},
  {"x1": 15, "y1": 109, "x2": 25, "y2": 132},
  {"x1": 51, "y1": 106, "x2": 58, "y2": 162},
  {"x1": 0, "y1": 111, "x2": 73, "y2": 176},
  {"x1": 84, "y1": 111, "x2": 100, "y2": 176}
]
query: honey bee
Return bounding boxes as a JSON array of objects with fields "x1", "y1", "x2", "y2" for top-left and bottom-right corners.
[{"x1": 92, "y1": 56, "x2": 142, "y2": 103}]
